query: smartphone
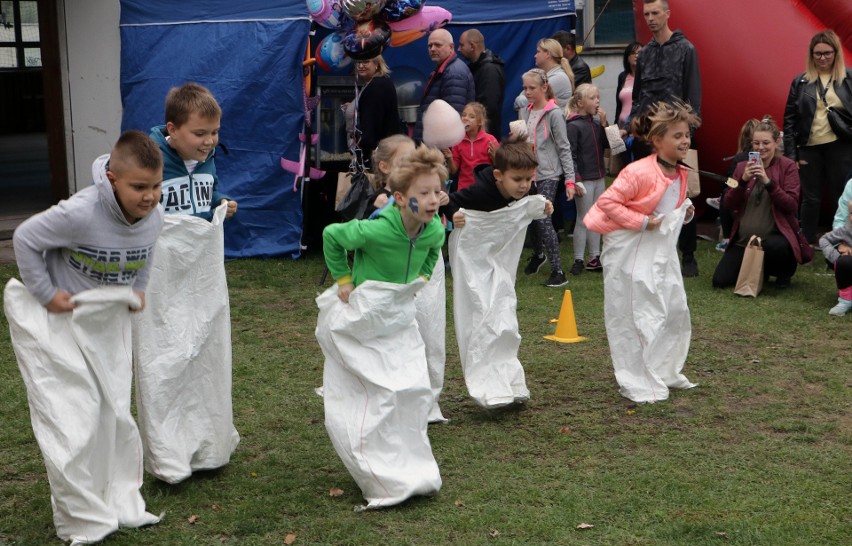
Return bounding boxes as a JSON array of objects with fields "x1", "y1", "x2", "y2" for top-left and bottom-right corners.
[{"x1": 748, "y1": 151, "x2": 761, "y2": 165}]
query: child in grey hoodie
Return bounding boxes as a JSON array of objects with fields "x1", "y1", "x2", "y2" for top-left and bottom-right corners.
[
  {"x1": 819, "y1": 200, "x2": 852, "y2": 316},
  {"x1": 9, "y1": 130, "x2": 164, "y2": 543}
]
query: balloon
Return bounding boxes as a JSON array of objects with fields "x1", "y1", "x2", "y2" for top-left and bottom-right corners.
[
  {"x1": 388, "y1": 6, "x2": 452, "y2": 47},
  {"x1": 308, "y1": 0, "x2": 341, "y2": 29},
  {"x1": 388, "y1": 5, "x2": 451, "y2": 33},
  {"x1": 342, "y1": 19, "x2": 392, "y2": 60},
  {"x1": 316, "y1": 31, "x2": 352, "y2": 72},
  {"x1": 380, "y1": 0, "x2": 423, "y2": 23},
  {"x1": 340, "y1": 0, "x2": 388, "y2": 23}
]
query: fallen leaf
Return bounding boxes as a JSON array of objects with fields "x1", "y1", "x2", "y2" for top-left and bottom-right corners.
[
  {"x1": 750, "y1": 359, "x2": 760, "y2": 364},
  {"x1": 626, "y1": 409, "x2": 635, "y2": 416},
  {"x1": 454, "y1": 499, "x2": 465, "y2": 507},
  {"x1": 250, "y1": 471, "x2": 258, "y2": 478},
  {"x1": 559, "y1": 426, "x2": 571, "y2": 434},
  {"x1": 211, "y1": 504, "x2": 222, "y2": 511},
  {"x1": 488, "y1": 529, "x2": 500, "y2": 538},
  {"x1": 329, "y1": 487, "x2": 344, "y2": 497},
  {"x1": 188, "y1": 514, "x2": 200, "y2": 525},
  {"x1": 576, "y1": 522, "x2": 594, "y2": 530},
  {"x1": 219, "y1": 534, "x2": 230, "y2": 543},
  {"x1": 715, "y1": 531, "x2": 728, "y2": 539},
  {"x1": 284, "y1": 532, "x2": 297, "y2": 544}
]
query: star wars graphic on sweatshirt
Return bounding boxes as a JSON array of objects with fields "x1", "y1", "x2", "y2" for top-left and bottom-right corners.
[
  {"x1": 68, "y1": 244, "x2": 154, "y2": 285},
  {"x1": 161, "y1": 174, "x2": 215, "y2": 215}
]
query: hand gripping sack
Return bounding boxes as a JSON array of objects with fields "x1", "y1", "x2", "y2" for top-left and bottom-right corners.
[
  {"x1": 734, "y1": 235, "x2": 765, "y2": 297},
  {"x1": 415, "y1": 256, "x2": 448, "y2": 423},
  {"x1": 133, "y1": 203, "x2": 239, "y2": 484},
  {"x1": 4, "y1": 280, "x2": 159, "y2": 544},
  {"x1": 448, "y1": 196, "x2": 548, "y2": 408},
  {"x1": 315, "y1": 279, "x2": 441, "y2": 509},
  {"x1": 600, "y1": 201, "x2": 697, "y2": 403}
]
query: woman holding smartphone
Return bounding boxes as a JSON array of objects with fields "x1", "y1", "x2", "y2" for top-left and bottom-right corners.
[{"x1": 712, "y1": 116, "x2": 807, "y2": 289}]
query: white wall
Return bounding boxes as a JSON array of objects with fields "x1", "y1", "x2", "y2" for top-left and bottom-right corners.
[
  {"x1": 581, "y1": 51, "x2": 624, "y2": 123},
  {"x1": 59, "y1": 0, "x2": 122, "y2": 192}
]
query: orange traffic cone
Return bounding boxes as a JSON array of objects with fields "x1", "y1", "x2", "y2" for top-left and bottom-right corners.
[{"x1": 544, "y1": 290, "x2": 586, "y2": 343}]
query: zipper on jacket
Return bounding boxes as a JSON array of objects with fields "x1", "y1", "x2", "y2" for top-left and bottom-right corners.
[{"x1": 404, "y1": 238, "x2": 414, "y2": 283}]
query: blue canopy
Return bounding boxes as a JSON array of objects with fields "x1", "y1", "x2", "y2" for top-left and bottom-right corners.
[{"x1": 119, "y1": 1, "x2": 574, "y2": 258}]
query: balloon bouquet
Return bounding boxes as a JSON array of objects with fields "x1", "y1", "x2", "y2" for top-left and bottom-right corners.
[{"x1": 308, "y1": 0, "x2": 453, "y2": 71}]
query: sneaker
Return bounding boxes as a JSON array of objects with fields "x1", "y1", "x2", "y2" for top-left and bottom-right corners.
[
  {"x1": 829, "y1": 298, "x2": 852, "y2": 316},
  {"x1": 570, "y1": 259, "x2": 585, "y2": 276},
  {"x1": 545, "y1": 271, "x2": 569, "y2": 287},
  {"x1": 715, "y1": 239, "x2": 729, "y2": 252},
  {"x1": 524, "y1": 254, "x2": 547, "y2": 275},
  {"x1": 586, "y1": 257, "x2": 603, "y2": 271},
  {"x1": 681, "y1": 254, "x2": 699, "y2": 277},
  {"x1": 706, "y1": 197, "x2": 721, "y2": 210}
]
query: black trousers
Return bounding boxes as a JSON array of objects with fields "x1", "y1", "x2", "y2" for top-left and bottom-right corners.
[
  {"x1": 712, "y1": 232, "x2": 798, "y2": 288},
  {"x1": 835, "y1": 255, "x2": 852, "y2": 290},
  {"x1": 798, "y1": 140, "x2": 852, "y2": 243}
]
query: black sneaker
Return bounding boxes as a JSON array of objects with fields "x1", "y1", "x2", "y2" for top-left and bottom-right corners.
[
  {"x1": 524, "y1": 254, "x2": 547, "y2": 275},
  {"x1": 586, "y1": 257, "x2": 603, "y2": 271},
  {"x1": 570, "y1": 259, "x2": 585, "y2": 276},
  {"x1": 545, "y1": 271, "x2": 569, "y2": 287},
  {"x1": 681, "y1": 254, "x2": 699, "y2": 277}
]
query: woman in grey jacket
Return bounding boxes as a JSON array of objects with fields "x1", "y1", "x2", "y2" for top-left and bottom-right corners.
[{"x1": 519, "y1": 68, "x2": 576, "y2": 287}]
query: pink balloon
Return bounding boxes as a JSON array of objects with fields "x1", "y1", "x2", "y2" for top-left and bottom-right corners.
[{"x1": 388, "y1": 5, "x2": 452, "y2": 33}]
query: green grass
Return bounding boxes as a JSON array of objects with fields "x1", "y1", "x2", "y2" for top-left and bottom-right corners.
[{"x1": 1, "y1": 235, "x2": 850, "y2": 545}]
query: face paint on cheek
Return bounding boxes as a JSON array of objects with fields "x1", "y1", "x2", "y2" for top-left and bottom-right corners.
[{"x1": 408, "y1": 197, "x2": 419, "y2": 214}]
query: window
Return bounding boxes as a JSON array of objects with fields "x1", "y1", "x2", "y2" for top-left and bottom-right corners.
[
  {"x1": 575, "y1": 0, "x2": 635, "y2": 49},
  {"x1": 0, "y1": 1, "x2": 40, "y2": 69}
]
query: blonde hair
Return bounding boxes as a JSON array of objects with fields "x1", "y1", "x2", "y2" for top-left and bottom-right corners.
[
  {"x1": 630, "y1": 100, "x2": 701, "y2": 145},
  {"x1": 463, "y1": 102, "x2": 488, "y2": 133},
  {"x1": 566, "y1": 83, "x2": 598, "y2": 115},
  {"x1": 537, "y1": 38, "x2": 575, "y2": 90},
  {"x1": 752, "y1": 115, "x2": 782, "y2": 158},
  {"x1": 165, "y1": 82, "x2": 221, "y2": 126},
  {"x1": 388, "y1": 145, "x2": 448, "y2": 195},
  {"x1": 522, "y1": 69, "x2": 555, "y2": 101},
  {"x1": 805, "y1": 30, "x2": 846, "y2": 83},
  {"x1": 365, "y1": 55, "x2": 391, "y2": 77},
  {"x1": 371, "y1": 134, "x2": 414, "y2": 190}
]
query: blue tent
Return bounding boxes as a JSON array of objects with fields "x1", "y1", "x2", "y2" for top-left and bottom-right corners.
[{"x1": 119, "y1": 1, "x2": 574, "y2": 258}]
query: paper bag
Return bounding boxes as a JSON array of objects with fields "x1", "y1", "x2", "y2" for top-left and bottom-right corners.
[
  {"x1": 686, "y1": 149, "x2": 701, "y2": 197},
  {"x1": 734, "y1": 235, "x2": 764, "y2": 297},
  {"x1": 605, "y1": 125, "x2": 627, "y2": 155}
]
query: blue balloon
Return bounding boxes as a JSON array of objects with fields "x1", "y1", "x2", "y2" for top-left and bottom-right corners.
[{"x1": 380, "y1": 0, "x2": 423, "y2": 22}]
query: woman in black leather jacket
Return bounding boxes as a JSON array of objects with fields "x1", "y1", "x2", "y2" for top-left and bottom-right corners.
[{"x1": 783, "y1": 30, "x2": 852, "y2": 243}]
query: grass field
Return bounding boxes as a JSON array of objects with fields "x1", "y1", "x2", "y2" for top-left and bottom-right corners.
[{"x1": 0, "y1": 236, "x2": 850, "y2": 545}]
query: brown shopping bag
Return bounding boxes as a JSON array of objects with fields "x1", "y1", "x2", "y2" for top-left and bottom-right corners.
[
  {"x1": 685, "y1": 149, "x2": 701, "y2": 197},
  {"x1": 734, "y1": 235, "x2": 764, "y2": 297}
]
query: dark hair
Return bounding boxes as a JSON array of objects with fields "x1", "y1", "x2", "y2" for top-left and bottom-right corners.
[
  {"x1": 165, "y1": 82, "x2": 222, "y2": 126},
  {"x1": 493, "y1": 134, "x2": 538, "y2": 172},
  {"x1": 645, "y1": 0, "x2": 669, "y2": 8},
  {"x1": 630, "y1": 100, "x2": 701, "y2": 145},
  {"x1": 111, "y1": 130, "x2": 163, "y2": 172},
  {"x1": 551, "y1": 30, "x2": 576, "y2": 50},
  {"x1": 622, "y1": 41, "x2": 642, "y2": 74}
]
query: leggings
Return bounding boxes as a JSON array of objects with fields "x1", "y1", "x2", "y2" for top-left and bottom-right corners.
[
  {"x1": 573, "y1": 178, "x2": 605, "y2": 260},
  {"x1": 835, "y1": 255, "x2": 852, "y2": 291},
  {"x1": 798, "y1": 140, "x2": 852, "y2": 243},
  {"x1": 532, "y1": 178, "x2": 563, "y2": 274}
]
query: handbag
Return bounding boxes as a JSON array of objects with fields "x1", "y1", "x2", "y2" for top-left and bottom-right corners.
[
  {"x1": 335, "y1": 170, "x2": 375, "y2": 221},
  {"x1": 734, "y1": 235, "x2": 765, "y2": 297},
  {"x1": 827, "y1": 106, "x2": 852, "y2": 141},
  {"x1": 816, "y1": 77, "x2": 852, "y2": 140},
  {"x1": 794, "y1": 227, "x2": 814, "y2": 265}
]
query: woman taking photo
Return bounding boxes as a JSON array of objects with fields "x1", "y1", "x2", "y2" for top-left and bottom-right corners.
[
  {"x1": 783, "y1": 30, "x2": 852, "y2": 244},
  {"x1": 713, "y1": 116, "x2": 807, "y2": 289},
  {"x1": 345, "y1": 55, "x2": 401, "y2": 170}
]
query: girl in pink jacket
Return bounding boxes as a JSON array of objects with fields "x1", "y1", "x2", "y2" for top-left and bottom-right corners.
[{"x1": 584, "y1": 101, "x2": 699, "y2": 403}]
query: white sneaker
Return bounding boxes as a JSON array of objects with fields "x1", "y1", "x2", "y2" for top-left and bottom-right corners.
[
  {"x1": 706, "y1": 197, "x2": 721, "y2": 210},
  {"x1": 828, "y1": 298, "x2": 852, "y2": 316}
]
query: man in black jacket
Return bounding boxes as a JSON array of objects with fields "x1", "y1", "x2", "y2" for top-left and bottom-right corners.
[
  {"x1": 552, "y1": 30, "x2": 591, "y2": 87},
  {"x1": 458, "y1": 29, "x2": 506, "y2": 139},
  {"x1": 630, "y1": 0, "x2": 703, "y2": 277}
]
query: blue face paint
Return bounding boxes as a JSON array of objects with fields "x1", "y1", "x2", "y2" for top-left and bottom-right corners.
[{"x1": 408, "y1": 196, "x2": 419, "y2": 214}]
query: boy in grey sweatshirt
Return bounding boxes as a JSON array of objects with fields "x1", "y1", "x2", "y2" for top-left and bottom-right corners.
[{"x1": 13, "y1": 130, "x2": 164, "y2": 311}]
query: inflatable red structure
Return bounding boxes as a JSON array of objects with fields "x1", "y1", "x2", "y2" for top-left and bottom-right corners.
[{"x1": 634, "y1": 0, "x2": 852, "y2": 197}]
